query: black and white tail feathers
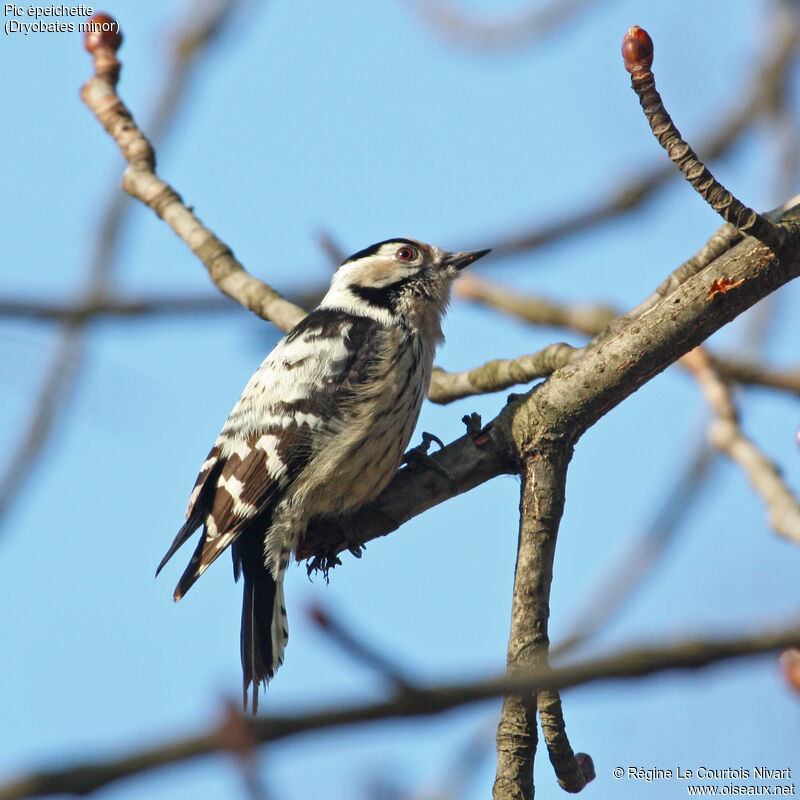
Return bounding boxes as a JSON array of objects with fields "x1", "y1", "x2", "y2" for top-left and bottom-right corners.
[{"x1": 234, "y1": 535, "x2": 288, "y2": 713}]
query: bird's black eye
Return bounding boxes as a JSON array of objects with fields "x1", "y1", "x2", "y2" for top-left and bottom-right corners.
[{"x1": 396, "y1": 246, "x2": 416, "y2": 262}]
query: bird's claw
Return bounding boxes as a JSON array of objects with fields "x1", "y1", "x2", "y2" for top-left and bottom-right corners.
[{"x1": 403, "y1": 432, "x2": 457, "y2": 488}]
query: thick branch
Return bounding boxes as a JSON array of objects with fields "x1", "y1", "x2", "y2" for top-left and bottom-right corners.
[
  {"x1": 297, "y1": 206, "x2": 800, "y2": 569},
  {"x1": 437, "y1": 263, "x2": 800, "y2": 404},
  {"x1": 3, "y1": 623, "x2": 798, "y2": 800},
  {"x1": 501, "y1": 221, "x2": 800, "y2": 455},
  {"x1": 494, "y1": 444, "x2": 579, "y2": 799},
  {"x1": 297, "y1": 426, "x2": 517, "y2": 563}
]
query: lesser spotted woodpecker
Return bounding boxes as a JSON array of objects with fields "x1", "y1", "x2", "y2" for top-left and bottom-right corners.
[{"x1": 157, "y1": 238, "x2": 489, "y2": 710}]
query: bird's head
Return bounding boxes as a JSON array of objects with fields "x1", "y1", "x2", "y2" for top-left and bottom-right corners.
[{"x1": 321, "y1": 238, "x2": 490, "y2": 335}]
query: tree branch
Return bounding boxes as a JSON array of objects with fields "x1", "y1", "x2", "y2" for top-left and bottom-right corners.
[
  {"x1": 297, "y1": 425, "x2": 517, "y2": 565},
  {"x1": 295, "y1": 200, "x2": 800, "y2": 572},
  {"x1": 0, "y1": 0, "x2": 246, "y2": 531},
  {"x1": 0, "y1": 285, "x2": 327, "y2": 325},
  {"x1": 622, "y1": 27, "x2": 786, "y2": 251},
  {"x1": 476, "y1": 18, "x2": 800, "y2": 260},
  {"x1": 493, "y1": 442, "x2": 589, "y2": 798},
  {"x1": 0, "y1": 329, "x2": 84, "y2": 522},
  {"x1": 80, "y1": 16, "x2": 306, "y2": 333},
  {"x1": 438, "y1": 261, "x2": 800, "y2": 405},
  {"x1": 710, "y1": 355, "x2": 800, "y2": 398},
  {"x1": 428, "y1": 343, "x2": 579, "y2": 405},
  {"x1": 3, "y1": 623, "x2": 798, "y2": 800},
  {"x1": 0, "y1": 293, "x2": 234, "y2": 322},
  {"x1": 537, "y1": 689, "x2": 593, "y2": 793},
  {"x1": 683, "y1": 348, "x2": 800, "y2": 545}
]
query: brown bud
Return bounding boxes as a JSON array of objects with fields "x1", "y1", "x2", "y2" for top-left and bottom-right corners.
[
  {"x1": 576, "y1": 753, "x2": 596, "y2": 783},
  {"x1": 83, "y1": 12, "x2": 122, "y2": 54},
  {"x1": 622, "y1": 25, "x2": 653, "y2": 73},
  {"x1": 780, "y1": 648, "x2": 800, "y2": 694}
]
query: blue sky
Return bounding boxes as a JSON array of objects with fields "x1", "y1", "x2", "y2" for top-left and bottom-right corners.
[{"x1": 2, "y1": 0, "x2": 799, "y2": 798}]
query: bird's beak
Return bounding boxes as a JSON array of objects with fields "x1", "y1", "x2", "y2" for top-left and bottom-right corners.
[{"x1": 443, "y1": 248, "x2": 491, "y2": 271}]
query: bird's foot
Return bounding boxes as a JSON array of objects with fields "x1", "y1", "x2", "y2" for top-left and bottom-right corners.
[{"x1": 403, "y1": 431, "x2": 457, "y2": 488}]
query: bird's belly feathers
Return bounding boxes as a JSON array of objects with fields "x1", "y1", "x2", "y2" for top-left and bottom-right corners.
[{"x1": 293, "y1": 337, "x2": 430, "y2": 516}]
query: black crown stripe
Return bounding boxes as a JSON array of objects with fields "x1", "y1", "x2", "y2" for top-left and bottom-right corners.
[{"x1": 340, "y1": 238, "x2": 420, "y2": 266}]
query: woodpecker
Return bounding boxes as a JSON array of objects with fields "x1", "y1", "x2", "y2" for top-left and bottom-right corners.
[{"x1": 157, "y1": 238, "x2": 489, "y2": 711}]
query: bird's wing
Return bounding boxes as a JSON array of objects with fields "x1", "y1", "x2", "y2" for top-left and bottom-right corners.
[
  {"x1": 170, "y1": 436, "x2": 293, "y2": 600},
  {"x1": 158, "y1": 309, "x2": 385, "y2": 598}
]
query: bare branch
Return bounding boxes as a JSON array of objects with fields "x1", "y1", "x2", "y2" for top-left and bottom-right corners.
[
  {"x1": 537, "y1": 689, "x2": 593, "y2": 793},
  {"x1": 446, "y1": 258, "x2": 800, "y2": 404},
  {"x1": 298, "y1": 426, "x2": 517, "y2": 566},
  {"x1": 0, "y1": 0, "x2": 247, "y2": 531},
  {"x1": 428, "y1": 343, "x2": 578, "y2": 404},
  {"x1": 626, "y1": 223, "x2": 744, "y2": 320},
  {"x1": 314, "y1": 229, "x2": 346, "y2": 269},
  {"x1": 682, "y1": 348, "x2": 800, "y2": 546},
  {"x1": 710, "y1": 356, "x2": 800, "y2": 399},
  {"x1": 623, "y1": 26, "x2": 786, "y2": 251},
  {"x1": 0, "y1": 293, "x2": 234, "y2": 322},
  {"x1": 482, "y1": 22, "x2": 800, "y2": 261},
  {"x1": 0, "y1": 329, "x2": 84, "y2": 523},
  {"x1": 493, "y1": 442, "x2": 589, "y2": 798},
  {"x1": 80, "y1": 15, "x2": 306, "y2": 333},
  {"x1": 2, "y1": 623, "x2": 798, "y2": 800},
  {"x1": 307, "y1": 603, "x2": 416, "y2": 691},
  {"x1": 0, "y1": 285, "x2": 327, "y2": 325},
  {"x1": 455, "y1": 275, "x2": 616, "y2": 335},
  {"x1": 295, "y1": 202, "x2": 800, "y2": 570}
]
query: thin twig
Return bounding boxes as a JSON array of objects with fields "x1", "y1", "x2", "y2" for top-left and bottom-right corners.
[
  {"x1": 481, "y1": 20, "x2": 800, "y2": 261},
  {"x1": 314, "y1": 229, "x2": 346, "y2": 269},
  {"x1": 623, "y1": 26, "x2": 787, "y2": 251},
  {"x1": 537, "y1": 689, "x2": 592, "y2": 793},
  {"x1": 0, "y1": 284, "x2": 327, "y2": 324},
  {"x1": 0, "y1": 0, "x2": 246, "y2": 531},
  {"x1": 682, "y1": 348, "x2": 800, "y2": 545},
  {"x1": 80, "y1": 14, "x2": 306, "y2": 333},
  {"x1": 307, "y1": 603, "x2": 416, "y2": 691},
  {"x1": 0, "y1": 294, "x2": 234, "y2": 322},
  {"x1": 0, "y1": 329, "x2": 84, "y2": 520},
  {"x1": 447, "y1": 273, "x2": 800, "y2": 402},
  {"x1": 455, "y1": 275, "x2": 616, "y2": 335},
  {"x1": 428, "y1": 343, "x2": 579, "y2": 404},
  {"x1": 3, "y1": 623, "x2": 798, "y2": 800}
]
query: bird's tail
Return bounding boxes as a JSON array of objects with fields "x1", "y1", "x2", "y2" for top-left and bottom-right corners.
[{"x1": 240, "y1": 567, "x2": 288, "y2": 713}]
